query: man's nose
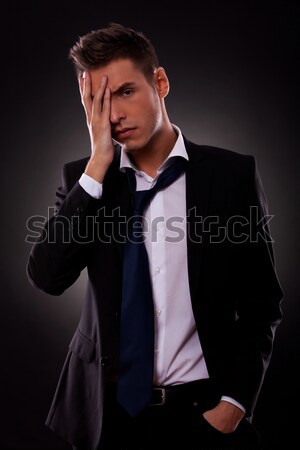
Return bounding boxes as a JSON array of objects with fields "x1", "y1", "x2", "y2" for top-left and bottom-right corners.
[{"x1": 110, "y1": 101, "x2": 126, "y2": 124}]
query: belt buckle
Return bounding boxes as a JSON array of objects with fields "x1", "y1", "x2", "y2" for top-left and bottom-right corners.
[{"x1": 150, "y1": 387, "x2": 166, "y2": 406}]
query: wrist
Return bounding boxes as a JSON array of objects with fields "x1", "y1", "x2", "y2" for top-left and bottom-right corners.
[
  {"x1": 84, "y1": 158, "x2": 111, "y2": 183},
  {"x1": 203, "y1": 401, "x2": 245, "y2": 434},
  {"x1": 218, "y1": 400, "x2": 245, "y2": 420}
]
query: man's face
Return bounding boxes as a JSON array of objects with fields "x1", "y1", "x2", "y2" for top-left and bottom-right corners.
[{"x1": 89, "y1": 59, "x2": 163, "y2": 153}]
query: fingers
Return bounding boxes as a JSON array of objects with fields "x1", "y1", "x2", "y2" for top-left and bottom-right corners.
[
  {"x1": 79, "y1": 71, "x2": 93, "y2": 124},
  {"x1": 91, "y1": 76, "x2": 109, "y2": 120},
  {"x1": 101, "y1": 86, "x2": 111, "y2": 121},
  {"x1": 79, "y1": 72, "x2": 110, "y2": 126}
]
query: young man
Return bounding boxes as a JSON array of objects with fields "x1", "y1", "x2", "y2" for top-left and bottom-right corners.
[{"x1": 27, "y1": 23, "x2": 283, "y2": 450}]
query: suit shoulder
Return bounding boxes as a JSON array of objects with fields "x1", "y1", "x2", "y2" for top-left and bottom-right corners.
[
  {"x1": 202, "y1": 144, "x2": 252, "y2": 160},
  {"x1": 185, "y1": 138, "x2": 255, "y2": 172},
  {"x1": 63, "y1": 156, "x2": 90, "y2": 174}
]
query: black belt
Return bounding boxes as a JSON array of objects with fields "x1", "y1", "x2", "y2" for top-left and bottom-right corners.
[
  {"x1": 148, "y1": 379, "x2": 218, "y2": 408},
  {"x1": 106, "y1": 379, "x2": 219, "y2": 410}
]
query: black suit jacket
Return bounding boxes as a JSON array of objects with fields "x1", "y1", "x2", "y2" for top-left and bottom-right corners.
[{"x1": 27, "y1": 137, "x2": 283, "y2": 449}]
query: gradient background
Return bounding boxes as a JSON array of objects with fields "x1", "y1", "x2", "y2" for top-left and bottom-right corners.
[{"x1": 3, "y1": 1, "x2": 299, "y2": 448}]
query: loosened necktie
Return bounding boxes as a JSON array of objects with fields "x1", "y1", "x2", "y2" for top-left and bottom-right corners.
[{"x1": 117, "y1": 156, "x2": 187, "y2": 417}]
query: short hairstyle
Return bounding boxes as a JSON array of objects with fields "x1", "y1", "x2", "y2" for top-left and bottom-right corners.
[{"x1": 68, "y1": 23, "x2": 159, "y2": 82}]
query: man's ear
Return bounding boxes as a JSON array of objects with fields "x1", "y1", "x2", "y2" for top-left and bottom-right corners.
[{"x1": 153, "y1": 67, "x2": 169, "y2": 98}]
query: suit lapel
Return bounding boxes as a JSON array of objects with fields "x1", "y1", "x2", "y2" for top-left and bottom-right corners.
[{"x1": 184, "y1": 138, "x2": 215, "y2": 304}]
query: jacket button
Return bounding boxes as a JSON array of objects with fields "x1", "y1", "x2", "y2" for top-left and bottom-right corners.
[
  {"x1": 100, "y1": 356, "x2": 111, "y2": 367},
  {"x1": 76, "y1": 206, "x2": 84, "y2": 213}
]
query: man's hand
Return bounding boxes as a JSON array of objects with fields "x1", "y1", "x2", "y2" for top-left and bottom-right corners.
[
  {"x1": 79, "y1": 72, "x2": 115, "y2": 183},
  {"x1": 202, "y1": 400, "x2": 245, "y2": 434}
]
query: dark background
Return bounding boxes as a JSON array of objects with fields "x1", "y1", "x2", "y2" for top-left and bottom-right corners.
[{"x1": 2, "y1": 0, "x2": 299, "y2": 448}]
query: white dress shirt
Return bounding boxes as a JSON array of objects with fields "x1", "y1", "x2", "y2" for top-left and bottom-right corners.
[{"x1": 79, "y1": 125, "x2": 245, "y2": 413}]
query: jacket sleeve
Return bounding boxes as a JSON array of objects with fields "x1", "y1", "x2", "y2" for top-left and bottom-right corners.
[{"x1": 26, "y1": 162, "x2": 101, "y2": 296}]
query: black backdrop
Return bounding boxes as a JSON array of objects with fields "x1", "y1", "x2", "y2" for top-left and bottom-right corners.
[{"x1": 2, "y1": 1, "x2": 299, "y2": 448}]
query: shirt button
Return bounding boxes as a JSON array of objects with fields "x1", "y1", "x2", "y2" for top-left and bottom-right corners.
[
  {"x1": 155, "y1": 266, "x2": 161, "y2": 273},
  {"x1": 156, "y1": 309, "x2": 162, "y2": 316}
]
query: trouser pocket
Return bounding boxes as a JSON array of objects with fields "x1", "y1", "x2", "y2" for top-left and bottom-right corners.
[{"x1": 191, "y1": 409, "x2": 261, "y2": 450}]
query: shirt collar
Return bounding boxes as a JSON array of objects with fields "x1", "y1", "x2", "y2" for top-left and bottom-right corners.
[{"x1": 118, "y1": 124, "x2": 189, "y2": 176}]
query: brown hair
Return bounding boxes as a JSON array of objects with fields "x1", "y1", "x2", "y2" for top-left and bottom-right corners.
[{"x1": 68, "y1": 23, "x2": 159, "y2": 82}]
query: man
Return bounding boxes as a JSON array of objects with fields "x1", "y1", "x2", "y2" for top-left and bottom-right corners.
[{"x1": 27, "y1": 23, "x2": 283, "y2": 450}]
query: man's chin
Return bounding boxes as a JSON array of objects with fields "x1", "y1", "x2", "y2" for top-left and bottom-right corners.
[
  {"x1": 123, "y1": 145, "x2": 143, "y2": 154},
  {"x1": 121, "y1": 141, "x2": 142, "y2": 153}
]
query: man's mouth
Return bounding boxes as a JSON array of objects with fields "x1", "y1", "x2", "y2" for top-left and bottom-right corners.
[{"x1": 114, "y1": 128, "x2": 136, "y2": 140}]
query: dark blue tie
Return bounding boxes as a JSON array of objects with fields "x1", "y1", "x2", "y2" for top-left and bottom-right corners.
[{"x1": 117, "y1": 156, "x2": 187, "y2": 417}]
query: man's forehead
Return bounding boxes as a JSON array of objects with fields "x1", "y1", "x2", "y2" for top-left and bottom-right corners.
[{"x1": 90, "y1": 59, "x2": 143, "y2": 94}]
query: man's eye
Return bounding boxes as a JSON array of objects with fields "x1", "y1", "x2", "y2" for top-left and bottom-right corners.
[{"x1": 122, "y1": 89, "x2": 133, "y2": 97}]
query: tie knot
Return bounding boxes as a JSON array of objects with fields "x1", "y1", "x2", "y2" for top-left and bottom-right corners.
[{"x1": 126, "y1": 157, "x2": 187, "y2": 215}]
